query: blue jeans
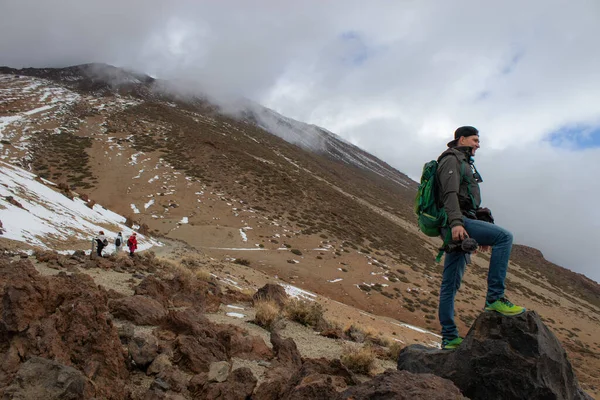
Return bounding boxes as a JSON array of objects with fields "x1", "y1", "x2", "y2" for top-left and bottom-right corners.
[{"x1": 438, "y1": 218, "x2": 513, "y2": 341}]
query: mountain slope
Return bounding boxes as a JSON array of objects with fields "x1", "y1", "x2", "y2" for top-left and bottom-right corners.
[{"x1": 0, "y1": 64, "x2": 599, "y2": 396}]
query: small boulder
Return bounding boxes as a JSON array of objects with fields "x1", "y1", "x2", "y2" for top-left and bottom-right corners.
[
  {"x1": 339, "y1": 369, "x2": 466, "y2": 400},
  {"x1": 147, "y1": 354, "x2": 173, "y2": 376},
  {"x1": 253, "y1": 284, "x2": 289, "y2": 307},
  {"x1": 3, "y1": 357, "x2": 88, "y2": 400},
  {"x1": 128, "y1": 333, "x2": 159, "y2": 368},
  {"x1": 109, "y1": 295, "x2": 167, "y2": 325},
  {"x1": 208, "y1": 361, "x2": 231, "y2": 383},
  {"x1": 199, "y1": 368, "x2": 257, "y2": 400}
]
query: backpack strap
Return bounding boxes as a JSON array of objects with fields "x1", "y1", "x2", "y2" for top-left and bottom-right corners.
[
  {"x1": 460, "y1": 161, "x2": 477, "y2": 210},
  {"x1": 436, "y1": 229, "x2": 452, "y2": 263}
]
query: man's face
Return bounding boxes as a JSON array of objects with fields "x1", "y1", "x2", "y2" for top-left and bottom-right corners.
[{"x1": 459, "y1": 135, "x2": 480, "y2": 155}]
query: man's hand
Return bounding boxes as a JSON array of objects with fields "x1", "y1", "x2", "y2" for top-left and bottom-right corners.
[{"x1": 451, "y1": 225, "x2": 468, "y2": 241}]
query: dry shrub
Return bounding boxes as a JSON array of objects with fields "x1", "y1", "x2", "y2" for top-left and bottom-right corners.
[
  {"x1": 340, "y1": 344, "x2": 376, "y2": 375},
  {"x1": 254, "y1": 299, "x2": 282, "y2": 331},
  {"x1": 180, "y1": 254, "x2": 205, "y2": 268},
  {"x1": 344, "y1": 324, "x2": 369, "y2": 343},
  {"x1": 195, "y1": 268, "x2": 211, "y2": 281},
  {"x1": 285, "y1": 299, "x2": 324, "y2": 327},
  {"x1": 161, "y1": 258, "x2": 193, "y2": 279},
  {"x1": 387, "y1": 341, "x2": 404, "y2": 361}
]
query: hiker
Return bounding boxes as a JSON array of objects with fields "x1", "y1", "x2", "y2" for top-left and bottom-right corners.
[
  {"x1": 436, "y1": 126, "x2": 525, "y2": 350},
  {"x1": 95, "y1": 231, "x2": 108, "y2": 257},
  {"x1": 114, "y1": 232, "x2": 123, "y2": 254},
  {"x1": 127, "y1": 232, "x2": 137, "y2": 257}
]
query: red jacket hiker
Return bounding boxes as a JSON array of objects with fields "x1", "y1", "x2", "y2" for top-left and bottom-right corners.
[{"x1": 127, "y1": 233, "x2": 138, "y2": 256}]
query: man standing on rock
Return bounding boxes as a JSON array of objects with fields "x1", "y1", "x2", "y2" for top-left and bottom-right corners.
[{"x1": 437, "y1": 126, "x2": 525, "y2": 350}]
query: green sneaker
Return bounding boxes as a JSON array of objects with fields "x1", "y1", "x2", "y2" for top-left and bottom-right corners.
[
  {"x1": 485, "y1": 297, "x2": 526, "y2": 316},
  {"x1": 441, "y1": 337, "x2": 463, "y2": 350}
]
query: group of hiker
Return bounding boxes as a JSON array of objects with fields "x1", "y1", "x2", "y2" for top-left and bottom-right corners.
[{"x1": 94, "y1": 231, "x2": 137, "y2": 257}]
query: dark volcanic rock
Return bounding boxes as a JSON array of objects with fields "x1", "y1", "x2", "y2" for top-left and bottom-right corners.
[
  {"x1": 135, "y1": 274, "x2": 222, "y2": 312},
  {"x1": 109, "y1": 295, "x2": 167, "y2": 325},
  {"x1": 396, "y1": 311, "x2": 592, "y2": 400},
  {"x1": 253, "y1": 283, "x2": 289, "y2": 307},
  {"x1": 198, "y1": 367, "x2": 257, "y2": 400},
  {"x1": 339, "y1": 369, "x2": 465, "y2": 400},
  {"x1": 0, "y1": 257, "x2": 128, "y2": 399},
  {"x1": 3, "y1": 357, "x2": 88, "y2": 400}
]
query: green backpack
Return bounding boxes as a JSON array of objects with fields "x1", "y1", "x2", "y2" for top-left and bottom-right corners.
[
  {"x1": 414, "y1": 160, "x2": 447, "y2": 238},
  {"x1": 414, "y1": 156, "x2": 467, "y2": 261}
]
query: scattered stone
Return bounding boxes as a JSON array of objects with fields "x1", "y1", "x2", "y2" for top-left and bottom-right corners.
[
  {"x1": 340, "y1": 369, "x2": 466, "y2": 400},
  {"x1": 198, "y1": 368, "x2": 257, "y2": 400},
  {"x1": 128, "y1": 333, "x2": 159, "y2": 368},
  {"x1": 148, "y1": 354, "x2": 173, "y2": 376},
  {"x1": 109, "y1": 295, "x2": 167, "y2": 325},
  {"x1": 208, "y1": 361, "x2": 231, "y2": 383},
  {"x1": 2, "y1": 357, "x2": 88, "y2": 400},
  {"x1": 151, "y1": 377, "x2": 171, "y2": 391},
  {"x1": 118, "y1": 322, "x2": 135, "y2": 340}
]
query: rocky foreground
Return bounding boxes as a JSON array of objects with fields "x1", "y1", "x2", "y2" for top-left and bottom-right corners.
[{"x1": 0, "y1": 250, "x2": 592, "y2": 399}]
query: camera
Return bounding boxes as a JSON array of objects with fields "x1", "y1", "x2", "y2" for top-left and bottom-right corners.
[{"x1": 443, "y1": 237, "x2": 479, "y2": 254}]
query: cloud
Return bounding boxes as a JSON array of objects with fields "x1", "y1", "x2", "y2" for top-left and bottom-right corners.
[{"x1": 1, "y1": 0, "x2": 599, "y2": 281}]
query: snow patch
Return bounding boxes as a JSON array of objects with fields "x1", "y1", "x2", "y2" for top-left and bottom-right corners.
[{"x1": 281, "y1": 284, "x2": 317, "y2": 301}]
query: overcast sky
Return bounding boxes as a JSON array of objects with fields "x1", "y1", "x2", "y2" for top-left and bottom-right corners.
[{"x1": 2, "y1": 0, "x2": 599, "y2": 281}]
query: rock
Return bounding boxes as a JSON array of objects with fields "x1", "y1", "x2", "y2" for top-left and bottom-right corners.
[
  {"x1": 128, "y1": 333, "x2": 159, "y2": 368},
  {"x1": 174, "y1": 334, "x2": 228, "y2": 373},
  {"x1": 135, "y1": 275, "x2": 222, "y2": 312},
  {"x1": 253, "y1": 284, "x2": 288, "y2": 307},
  {"x1": 271, "y1": 330, "x2": 302, "y2": 369},
  {"x1": 118, "y1": 322, "x2": 135, "y2": 340},
  {"x1": 151, "y1": 377, "x2": 171, "y2": 391},
  {"x1": 198, "y1": 367, "x2": 257, "y2": 400},
  {"x1": 109, "y1": 295, "x2": 167, "y2": 325},
  {"x1": 157, "y1": 367, "x2": 191, "y2": 393},
  {"x1": 216, "y1": 324, "x2": 273, "y2": 360},
  {"x1": 187, "y1": 373, "x2": 208, "y2": 393},
  {"x1": 208, "y1": 361, "x2": 231, "y2": 383},
  {"x1": 3, "y1": 356, "x2": 88, "y2": 400},
  {"x1": 339, "y1": 369, "x2": 466, "y2": 400},
  {"x1": 161, "y1": 308, "x2": 213, "y2": 336},
  {"x1": 397, "y1": 311, "x2": 593, "y2": 400},
  {"x1": 319, "y1": 327, "x2": 344, "y2": 339},
  {"x1": 148, "y1": 354, "x2": 173, "y2": 376},
  {"x1": 253, "y1": 331, "x2": 304, "y2": 400},
  {"x1": 0, "y1": 257, "x2": 128, "y2": 399},
  {"x1": 71, "y1": 250, "x2": 86, "y2": 259}
]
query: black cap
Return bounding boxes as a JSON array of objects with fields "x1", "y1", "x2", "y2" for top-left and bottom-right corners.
[{"x1": 447, "y1": 126, "x2": 479, "y2": 148}]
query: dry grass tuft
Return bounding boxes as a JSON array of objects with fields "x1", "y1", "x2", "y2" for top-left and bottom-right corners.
[
  {"x1": 285, "y1": 299, "x2": 324, "y2": 328},
  {"x1": 387, "y1": 341, "x2": 404, "y2": 361},
  {"x1": 194, "y1": 268, "x2": 212, "y2": 281},
  {"x1": 340, "y1": 344, "x2": 376, "y2": 375},
  {"x1": 254, "y1": 299, "x2": 282, "y2": 331}
]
